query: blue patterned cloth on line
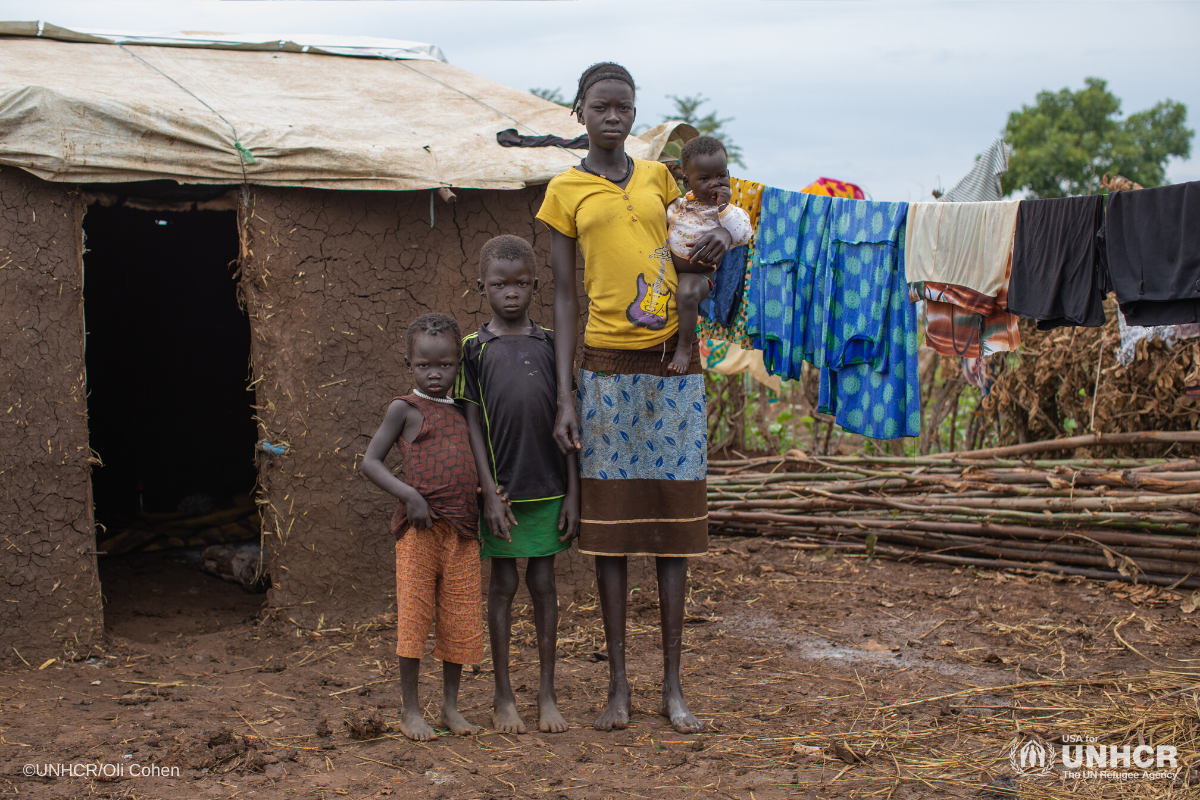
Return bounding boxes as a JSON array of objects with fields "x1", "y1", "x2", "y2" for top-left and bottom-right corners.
[
  {"x1": 746, "y1": 188, "x2": 833, "y2": 379},
  {"x1": 815, "y1": 198, "x2": 920, "y2": 439},
  {"x1": 576, "y1": 370, "x2": 707, "y2": 481}
]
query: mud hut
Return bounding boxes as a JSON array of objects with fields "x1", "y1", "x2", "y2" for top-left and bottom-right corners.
[{"x1": 0, "y1": 23, "x2": 689, "y2": 664}]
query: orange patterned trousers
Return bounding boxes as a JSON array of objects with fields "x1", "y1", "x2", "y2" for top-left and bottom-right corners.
[{"x1": 394, "y1": 519, "x2": 482, "y2": 665}]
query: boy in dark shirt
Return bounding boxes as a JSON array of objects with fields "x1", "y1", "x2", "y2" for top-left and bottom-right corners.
[{"x1": 456, "y1": 235, "x2": 580, "y2": 734}]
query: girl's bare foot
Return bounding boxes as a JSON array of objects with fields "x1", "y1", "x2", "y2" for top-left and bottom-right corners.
[
  {"x1": 661, "y1": 686, "x2": 703, "y2": 734},
  {"x1": 437, "y1": 706, "x2": 479, "y2": 736},
  {"x1": 491, "y1": 697, "x2": 527, "y2": 734},
  {"x1": 538, "y1": 691, "x2": 569, "y2": 733},
  {"x1": 594, "y1": 680, "x2": 631, "y2": 731},
  {"x1": 398, "y1": 708, "x2": 437, "y2": 741},
  {"x1": 666, "y1": 346, "x2": 691, "y2": 374}
]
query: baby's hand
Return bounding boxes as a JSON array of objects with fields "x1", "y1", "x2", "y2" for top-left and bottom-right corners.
[
  {"x1": 688, "y1": 226, "x2": 732, "y2": 268},
  {"x1": 716, "y1": 186, "x2": 732, "y2": 207}
]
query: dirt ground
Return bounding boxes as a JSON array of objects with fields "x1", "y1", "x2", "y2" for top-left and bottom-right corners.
[{"x1": 3, "y1": 536, "x2": 1199, "y2": 800}]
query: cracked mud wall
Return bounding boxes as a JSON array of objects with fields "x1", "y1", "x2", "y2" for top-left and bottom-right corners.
[
  {"x1": 0, "y1": 167, "x2": 102, "y2": 665},
  {"x1": 241, "y1": 185, "x2": 613, "y2": 626}
]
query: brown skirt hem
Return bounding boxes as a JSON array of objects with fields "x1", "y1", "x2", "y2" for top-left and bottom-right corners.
[{"x1": 581, "y1": 333, "x2": 703, "y2": 378}]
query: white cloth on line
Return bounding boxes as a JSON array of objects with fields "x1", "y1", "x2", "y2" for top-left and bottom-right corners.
[
  {"x1": 1116, "y1": 312, "x2": 1200, "y2": 366},
  {"x1": 903, "y1": 199, "x2": 1020, "y2": 299}
]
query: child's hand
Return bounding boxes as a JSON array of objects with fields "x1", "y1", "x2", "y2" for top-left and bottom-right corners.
[
  {"x1": 407, "y1": 493, "x2": 435, "y2": 529},
  {"x1": 483, "y1": 485, "x2": 517, "y2": 542},
  {"x1": 716, "y1": 186, "x2": 732, "y2": 207},
  {"x1": 558, "y1": 487, "x2": 580, "y2": 543}
]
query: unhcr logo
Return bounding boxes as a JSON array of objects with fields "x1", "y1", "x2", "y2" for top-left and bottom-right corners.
[
  {"x1": 1008, "y1": 736, "x2": 1055, "y2": 776},
  {"x1": 1005, "y1": 734, "x2": 1179, "y2": 781}
]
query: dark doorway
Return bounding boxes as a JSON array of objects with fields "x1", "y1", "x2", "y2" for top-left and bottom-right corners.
[{"x1": 84, "y1": 205, "x2": 262, "y2": 638}]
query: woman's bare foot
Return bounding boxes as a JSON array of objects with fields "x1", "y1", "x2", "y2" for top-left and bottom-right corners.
[
  {"x1": 666, "y1": 345, "x2": 692, "y2": 374},
  {"x1": 491, "y1": 696, "x2": 527, "y2": 734},
  {"x1": 661, "y1": 686, "x2": 703, "y2": 734},
  {"x1": 594, "y1": 680, "x2": 631, "y2": 731},
  {"x1": 398, "y1": 708, "x2": 437, "y2": 741},
  {"x1": 538, "y1": 691, "x2": 570, "y2": 733},
  {"x1": 437, "y1": 706, "x2": 480, "y2": 736}
]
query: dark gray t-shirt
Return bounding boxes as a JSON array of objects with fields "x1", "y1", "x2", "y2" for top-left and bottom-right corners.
[{"x1": 457, "y1": 322, "x2": 567, "y2": 502}]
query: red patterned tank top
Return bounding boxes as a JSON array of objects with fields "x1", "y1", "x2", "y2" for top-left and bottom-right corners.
[{"x1": 389, "y1": 395, "x2": 479, "y2": 540}]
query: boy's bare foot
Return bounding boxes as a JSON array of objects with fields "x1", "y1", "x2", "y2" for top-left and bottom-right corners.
[
  {"x1": 491, "y1": 697, "x2": 527, "y2": 734},
  {"x1": 666, "y1": 345, "x2": 691, "y2": 375},
  {"x1": 594, "y1": 680, "x2": 631, "y2": 731},
  {"x1": 398, "y1": 708, "x2": 438, "y2": 741},
  {"x1": 538, "y1": 691, "x2": 569, "y2": 733},
  {"x1": 437, "y1": 706, "x2": 480, "y2": 736},
  {"x1": 661, "y1": 686, "x2": 703, "y2": 734}
]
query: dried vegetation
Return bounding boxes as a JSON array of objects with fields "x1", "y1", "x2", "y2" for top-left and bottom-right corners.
[{"x1": 984, "y1": 302, "x2": 1200, "y2": 457}]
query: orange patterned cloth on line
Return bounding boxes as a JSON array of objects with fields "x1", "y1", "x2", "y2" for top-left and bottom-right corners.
[
  {"x1": 394, "y1": 518, "x2": 483, "y2": 665},
  {"x1": 801, "y1": 177, "x2": 865, "y2": 200},
  {"x1": 909, "y1": 256, "x2": 1021, "y2": 359},
  {"x1": 729, "y1": 176, "x2": 765, "y2": 228}
]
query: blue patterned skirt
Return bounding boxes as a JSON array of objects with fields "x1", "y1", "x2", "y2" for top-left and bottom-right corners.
[{"x1": 575, "y1": 339, "x2": 708, "y2": 557}]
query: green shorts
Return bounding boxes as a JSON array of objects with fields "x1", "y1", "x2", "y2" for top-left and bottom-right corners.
[{"x1": 479, "y1": 496, "x2": 571, "y2": 560}]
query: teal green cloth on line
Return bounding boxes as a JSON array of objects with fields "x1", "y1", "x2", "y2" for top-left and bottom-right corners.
[
  {"x1": 816, "y1": 197, "x2": 920, "y2": 439},
  {"x1": 747, "y1": 189, "x2": 920, "y2": 439}
]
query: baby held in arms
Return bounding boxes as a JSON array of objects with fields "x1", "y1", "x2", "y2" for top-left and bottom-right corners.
[{"x1": 665, "y1": 135, "x2": 753, "y2": 374}]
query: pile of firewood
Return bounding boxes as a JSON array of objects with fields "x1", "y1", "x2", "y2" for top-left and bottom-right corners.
[{"x1": 708, "y1": 431, "x2": 1200, "y2": 589}]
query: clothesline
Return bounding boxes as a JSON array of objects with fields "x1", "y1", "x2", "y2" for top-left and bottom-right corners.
[{"x1": 704, "y1": 174, "x2": 1199, "y2": 440}]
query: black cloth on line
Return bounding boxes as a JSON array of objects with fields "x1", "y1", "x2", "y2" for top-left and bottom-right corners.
[
  {"x1": 1106, "y1": 180, "x2": 1200, "y2": 326},
  {"x1": 496, "y1": 129, "x2": 589, "y2": 150},
  {"x1": 1008, "y1": 194, "x2": 1109, "y2": 330}
]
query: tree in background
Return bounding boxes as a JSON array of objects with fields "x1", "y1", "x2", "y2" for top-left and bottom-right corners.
[
  {"x1": 530, "y1": 87, "x2": 570, "y2": 107},
  {"x1": 662, "y1": 95, "x2": 745, "y2": 168},
  {"x1": 1004, "y1": 77, "x2": 1193, "y2": 198}
]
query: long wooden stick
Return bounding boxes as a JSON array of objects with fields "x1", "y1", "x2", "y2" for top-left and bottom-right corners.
[
  {"x1": 870, "y1": 544, "x2": 1200, "y2": 590},
  {"x1": 706, "y1": 510, "x2": 1200, "y2": 551},
  {"x1": 711, "y1": 522, "x2": 1200, "y2": 589},
  {"x1": 926, "y1": 431, "x2": 1200, "y2": 460}
]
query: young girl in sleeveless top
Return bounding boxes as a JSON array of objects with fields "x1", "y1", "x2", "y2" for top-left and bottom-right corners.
[{"x1": 362, "y1": 313, "x2": 482, "y2": 742}]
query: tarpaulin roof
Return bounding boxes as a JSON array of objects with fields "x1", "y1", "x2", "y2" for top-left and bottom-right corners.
[
  {"x1": 0, "y1": 20, "x2": 449, "y2": 61},
  {"x1": 0, "y1": 22, "x2": 690, "y2": 191}
]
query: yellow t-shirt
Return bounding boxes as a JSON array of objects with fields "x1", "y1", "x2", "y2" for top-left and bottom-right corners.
[{"x1": 536, "y1": 159, "x2": 682, "y2": 350}]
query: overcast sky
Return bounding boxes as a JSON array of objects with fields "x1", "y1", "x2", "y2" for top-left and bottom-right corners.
[{"x1": 2, "y1": 1, "x2": 1197, "y2": 201}]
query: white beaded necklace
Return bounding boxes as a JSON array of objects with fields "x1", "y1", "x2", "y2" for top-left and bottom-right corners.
[{"x1": 412, "y1": 388, "x2": 455, "y2": 405}]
